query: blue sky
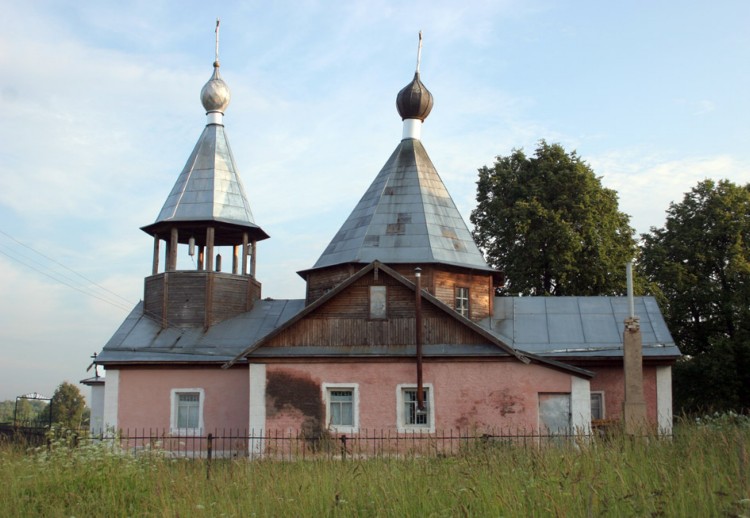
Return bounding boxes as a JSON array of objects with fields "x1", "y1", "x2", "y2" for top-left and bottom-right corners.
[{"x1": 0, "y1": 1, "x2": 748, "y2": 402}]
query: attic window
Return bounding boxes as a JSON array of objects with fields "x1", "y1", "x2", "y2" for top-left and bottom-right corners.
[
  {"x1": 370, "y1": 286, "x2": 387, "y2": 319},
  {"x1": 455, "y1": 287, "x2": 469, "y2": 317}
]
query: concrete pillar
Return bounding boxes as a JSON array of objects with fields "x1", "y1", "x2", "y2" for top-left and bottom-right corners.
[
  {"x1": 571, "y1": 376, "x2": 592, "y2": 434},
  {"x1": 656, "y1": 366, "x2": 673, "y2": 436},
  {"x1": 248, "y1": 364, "x2": 266, "y2": 456},
  {"x1": 103, "y1": 369, "x2": 119, "y2": 432},
  {"x1": 623, "y1": 317, "x2": 647, "y2": 434}
]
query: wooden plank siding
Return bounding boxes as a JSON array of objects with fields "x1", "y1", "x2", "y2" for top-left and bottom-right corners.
[
  {"x1": 305, "y1": 263, "x2": 493, "y2": 321},
  {"x1": 144, "y1": 272, "x2": 261, "y2": 327},
  {"x1": 432, "y1": 269, "x2": 492, "y2": 321},
  {"x1": 265, "y1": 270, "x2": 490, "y2": 348},
  {"x1": 305, "y1": 265, "x2": 358, "y2": 304}
]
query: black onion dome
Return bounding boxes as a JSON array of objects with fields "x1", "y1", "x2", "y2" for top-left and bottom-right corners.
[{"x1": 396, "y1": 72, "x2": 433, "y2": 121}]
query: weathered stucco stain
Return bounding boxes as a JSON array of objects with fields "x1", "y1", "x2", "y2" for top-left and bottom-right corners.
[
  {"x1": 265, "y1": 370, "x2": 324, "y2": 437},
  {"x1": 454, "y1": 388, "x2": 524, "y2": 429}
]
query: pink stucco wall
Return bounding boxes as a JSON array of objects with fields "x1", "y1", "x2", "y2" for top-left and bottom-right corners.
[
  {"x1": 114, "y1": 361, "x2": 663, "y2": 434},
  {"x1": 117, "y1": 367, "x2": 248, "y2": 432},
  {"x1": 263, "y1": 360, "x2": 575, "y2": 433},
  {"x1": 589, "y1": 365, "x2": 658, "y2": 422}
]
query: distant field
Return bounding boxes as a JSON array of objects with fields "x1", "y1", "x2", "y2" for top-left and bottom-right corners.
[{"x1": 1, "y1": 420, "x2": 748, "y2": 517}]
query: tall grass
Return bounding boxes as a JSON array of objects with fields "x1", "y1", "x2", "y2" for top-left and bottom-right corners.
[{"x1": 1, "y1": 420, "x2": 748, "y2": 517}]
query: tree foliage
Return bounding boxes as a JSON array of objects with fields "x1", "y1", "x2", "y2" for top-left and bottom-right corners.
[
  {"x1": 0, "y1": 399, "x2": 48, "y2": 425},
  {"x1": 471, "y1": 141, "x2": 637, "y2": 295},
  {"x1": 48, "y1": 382, "x2": 87, "y2": 429},
  {"x1": 640, "y1": 179, "x2": 750, "y2": 412}
]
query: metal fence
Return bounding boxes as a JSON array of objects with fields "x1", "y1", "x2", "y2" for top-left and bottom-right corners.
[{"x1": 78, "y1": 428, "x2": 597, "y2": 461}]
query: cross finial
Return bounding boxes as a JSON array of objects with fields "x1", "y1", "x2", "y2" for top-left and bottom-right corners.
[
  {"x1": 214, "y1": 18, "x2": 221, "y2": 67},
  {"x1": 415, "y1": 31, "x2": 423, "y2": 74}
]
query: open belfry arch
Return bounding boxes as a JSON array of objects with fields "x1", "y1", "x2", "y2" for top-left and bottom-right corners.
[{"x1": 140, "y1": 20, "x2": 269, "y2": 329}]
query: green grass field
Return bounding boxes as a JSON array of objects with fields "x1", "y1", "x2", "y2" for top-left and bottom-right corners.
[{"x1": 1, "y1": 419, "x2": 748, "y2": 517}]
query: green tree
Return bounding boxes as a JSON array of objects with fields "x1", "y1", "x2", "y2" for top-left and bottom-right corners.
[
  {"x1": 0, "y1": 400, "x2": 15, "y2": 423},
  {"x1": 639, "y1": 179, "x2": 750, "y2": 412},
  {"x1": 471, "y1": 141, "x2": 637, "y2": 295},
  {"x1": 48, "y1": 382, "x2": 87, "y2": 429}
]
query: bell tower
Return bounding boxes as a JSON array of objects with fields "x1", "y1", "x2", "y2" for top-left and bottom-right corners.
[{"x1": 140, "y1": 21, "x2": 269, "y2": 328}]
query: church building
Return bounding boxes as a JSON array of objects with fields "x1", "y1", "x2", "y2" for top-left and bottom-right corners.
[{"x1": 91, "y1": 33, "x2": 679, "y2": 441}]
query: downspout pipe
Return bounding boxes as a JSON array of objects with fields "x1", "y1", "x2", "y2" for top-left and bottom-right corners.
[{"x1": 415, "y1": 267, "x2": 424, "y2": 411}]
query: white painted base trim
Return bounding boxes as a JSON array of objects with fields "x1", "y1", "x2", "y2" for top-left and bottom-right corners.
[
  {"x1": 402, "y1": 119, "x2": 422, "y2": 140},
  {"x1": 249, "y1": 364, "x2": 266, "y2": 455},
  {"x1": 102, "y1": 369, "x2": 119, "y2": 432},
  {"x1": 206, "y1": 111, "x2": 224, "y2": 125},
  {"x1": 656, "y1": 366, "x2": 673, "y2": 435},
  {"x1": 571, "y1": 377, "x2": 592, "y2": 434}
]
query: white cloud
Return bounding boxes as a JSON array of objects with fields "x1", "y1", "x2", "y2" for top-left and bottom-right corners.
[{"x1": 590, "y1": 151, "x2": 748, "y2": 235}]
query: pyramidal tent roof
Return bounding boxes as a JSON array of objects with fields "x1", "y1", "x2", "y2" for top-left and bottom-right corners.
[
  {"x1": 305, "y1": 135, "x2": 493, "y2": 274},
  {"x1": 304, "y1": 46, "x2": 492, "y2": 275},
  {"x1": 145, "y1": 125, "x2": 264, "y2": 230},
  {"x1": 141, "y1": 54, "x2": 268, "y2": 244}
]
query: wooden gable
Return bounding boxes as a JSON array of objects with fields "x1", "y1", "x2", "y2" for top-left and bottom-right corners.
[
  {"x1": 263, "y1": 265, "x2": 490, "y2": 348},
  {"x1": 303, "y1": 262, "x2": 497, "y2": 322},
  {"x1": 225, "y1": 262, "x2": 594, "y2": 378}
]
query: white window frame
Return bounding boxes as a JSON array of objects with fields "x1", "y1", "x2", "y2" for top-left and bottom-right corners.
[
  {"x1": 322, "y1": 383, "x2": 359, "y2": 433},
  {"x1": 170, "y1": 388, "x2": 205, "y2": 435},
  {"x1": 455, "y1": 287, "x2": 469, "y2": 317},
  {"x1": 590, "y1": 391, "x2": 605, "y2": 421},
  {"x1": 396, "y1": 383, "x2": 435, "y2": 433}
]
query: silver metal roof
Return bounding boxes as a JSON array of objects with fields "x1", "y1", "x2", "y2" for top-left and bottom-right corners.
[
  {"x1": 97, "y1": 293, "x2": 677, "y2": 364},
  {"x1": 148, "y1": 123, "x2": 262, "y2": 231},
  {"x1": 97, "y1": 299, "x2": 304, "y2": 363},
  {"x1": 309, "y1": 139, "x2": 494, "y2": 272},
  {"x1": 484, "y1": 296, "x2": 679, "y2": 358}
]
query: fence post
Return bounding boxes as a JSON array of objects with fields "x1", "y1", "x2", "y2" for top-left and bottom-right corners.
[
  {"x1": 340, "y1": 434, "x2": 347, "y2": 461},
  {"x1": 206, "y1": 433, "x2": 213, "y2": 480}
]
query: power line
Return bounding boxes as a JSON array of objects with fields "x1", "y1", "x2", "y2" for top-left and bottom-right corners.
[
  {"x1": 0, "y1": 228, "x2": 188, "y2": 330},
  {"x1": 0, "y1": 248, "x2": 134, "y2": 313},
  {"x1": 0, "y1": 229, "x2": 134, "y2": 306}
]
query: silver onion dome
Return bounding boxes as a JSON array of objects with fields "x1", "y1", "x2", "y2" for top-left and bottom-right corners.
[{"x1": 200, "y1": 62, "x2": 231, "y2": 114}]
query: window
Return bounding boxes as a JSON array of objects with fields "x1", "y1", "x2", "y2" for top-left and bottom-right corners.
[
  {"x1": 591, "y1": 392, "x2": 605, "y2": 421},
  {"x1": 404, "y1": 389, "x2": 428, "y2": 425},
  {"x1": 396, "y1": 384, "x2": 435, "y2": 432},
  {"x1": 170, "y1": 388, "x2": 204, "y2": 434},
  {"x1": 370, "y1": 286, "x2": 387, "y2": 319},
  {"x1": 323, "y1": 383, "x2": 359, "y2": 433},
  {"x1": 455, "y1": 287, "x2": 469, "y2": 317},
  {"x1": 330, "y1": 391, "x2": 353, "y2": 425}
]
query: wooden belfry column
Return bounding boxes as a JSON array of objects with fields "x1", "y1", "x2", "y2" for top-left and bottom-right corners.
[
  {"x1": 152, "y1": 235, "x2": 160, "y2": 274},
  {"x1": 205, "y1": 227, "x2": 215, "y2": 271},
  {"x1": 167, "y1": 228, "x2": 178, "y2": 271}
]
